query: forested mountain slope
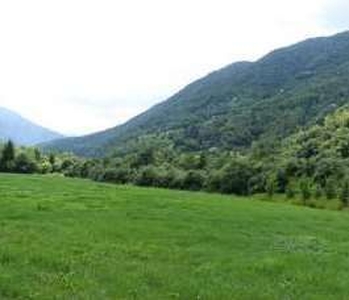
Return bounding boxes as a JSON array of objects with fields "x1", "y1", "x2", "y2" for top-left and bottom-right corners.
[
  {"x1": 43, "y1": 31, "x2": 349, "y2": 157},
  {"x1": 268, "y1": 106, "x2": 349, "y2": 186},
  {"x1": 0, "y1": 107, "x2": 63, "y2": 145}
]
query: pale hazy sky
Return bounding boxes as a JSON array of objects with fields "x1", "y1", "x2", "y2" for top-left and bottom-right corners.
[{"x1": 0, "y1": 0, "x2": 348, "y2": 135}]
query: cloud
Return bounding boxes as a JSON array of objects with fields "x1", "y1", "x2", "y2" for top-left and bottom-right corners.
[
  {"x1": 320, "y1": 0, "x2": 349, "y2": 32},
  {"x1": 0, "y1": 0, "x2": 343, "y2": 135}
]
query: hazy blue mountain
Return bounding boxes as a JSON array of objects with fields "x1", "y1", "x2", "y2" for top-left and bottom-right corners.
[
  {"x1": 0, "y1": 107, "x2": 63, "y2": 145},
  {"x1": 43, "y1": 30, "x2": 349, "y2": 157}
]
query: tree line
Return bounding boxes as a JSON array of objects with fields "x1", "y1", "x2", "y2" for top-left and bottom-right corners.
[{"x1": 3, "y1": 106, "x2": 349, "y2": 210}]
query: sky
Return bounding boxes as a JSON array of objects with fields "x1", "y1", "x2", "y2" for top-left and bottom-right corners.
[{"x1": 0, "y1": 0, "x2": 348, "y2": 136}]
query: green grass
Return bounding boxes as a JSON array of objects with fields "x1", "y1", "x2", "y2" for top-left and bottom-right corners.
[{"x1": 0, "y1": 174, "x2": 349, "y2": 299}]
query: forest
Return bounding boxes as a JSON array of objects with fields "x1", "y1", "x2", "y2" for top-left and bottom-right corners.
[{"x1": 2, "y1": 104, "x2": 349, "y2": 209}]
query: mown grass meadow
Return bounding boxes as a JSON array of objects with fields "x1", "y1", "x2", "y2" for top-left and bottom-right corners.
[{"x1": 0, "y1": 174, "x2": 348, "y2": 299}]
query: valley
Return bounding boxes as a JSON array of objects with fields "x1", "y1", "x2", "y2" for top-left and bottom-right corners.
[
  {"x1": 1, "y1": 2, "x2": 348, "y2": 299},
  {"x1": 0, "y1": 32, "x2": 349, "y2": 300}
]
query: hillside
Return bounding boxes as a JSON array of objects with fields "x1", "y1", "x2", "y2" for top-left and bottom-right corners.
[
  {"x1": 43, "y1": 30, "x2": 349, "y2": 157},
  {"x1": 0, "y1": 107, "x2": 63, "y2": 145},
  {"x1": 1, "y1": 173, "x2": 349, "y2": 299},
  {"x1": 261, "y1": 105, "x2": 349, "y2": 189}
]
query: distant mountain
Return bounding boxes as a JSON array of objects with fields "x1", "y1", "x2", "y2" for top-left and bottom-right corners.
[
  {"x1": 0, "y1": 107, "x2": 63, "y2": 146},
  {"x1": 43, "y1": 30, "x2": 349, "y2": 157}
]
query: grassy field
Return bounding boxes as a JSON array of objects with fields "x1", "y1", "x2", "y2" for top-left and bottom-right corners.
[{"x1": 0, "y1": 174, "x2": 349, "y2": 299}]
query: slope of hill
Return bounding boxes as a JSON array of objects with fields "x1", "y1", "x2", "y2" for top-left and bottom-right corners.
[
  {"x1": 0, "y1": 107, "x2": 63, "y2": 145},
  {"x1": 43, "y1": 30, "x2": 349, "y2": 157},
  {"x1": 263, "y1": 105, "x2": 349, "y2": 188},
  {"x1": 2, "y1": 173, "x2": 349, "y2": 299}
]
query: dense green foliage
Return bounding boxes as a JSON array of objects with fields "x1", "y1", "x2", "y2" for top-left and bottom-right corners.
[
  {"x1": 41, "y1": 105, "x2": 349, "y2": 210},
  {"x1": 43, "y1": 31, "x2": 349, "y2": 157},
  {"x1": 1, "y1": 174, "x2": 349, "y2": 299},
  {"x1": 260, "y1": 107, "x2": 349, "y2": 196},
  {"x1": 0, "y1": 140, "x2": 81, "y2": 176},
  {"x1": 10, "y1": 104, "x2": 349, "y2": 209}
]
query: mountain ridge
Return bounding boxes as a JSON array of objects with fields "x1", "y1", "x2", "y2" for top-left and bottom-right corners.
[
  {"x1": 0, "y1": 107, "x2": 63, "y2": 146},
  {"x1": 43, "y1": 30, "x2": 349, "y2": 157}
]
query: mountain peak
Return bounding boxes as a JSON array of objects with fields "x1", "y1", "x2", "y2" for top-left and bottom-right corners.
[
  {"x1": 0, "y1": 107, "x2": 63, "y2": 146},
  {"x1": 43, "y1": 30, "x2": 349, "y2": 157}
]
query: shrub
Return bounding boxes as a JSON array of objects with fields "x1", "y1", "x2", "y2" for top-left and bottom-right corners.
[
  {"x1": 340, "y1": 181, "x2": 349, "y2": 207},
  {"x1": 299, "y1": 179, "x2": 312, "y2": 205},
  {"x1": 325, "y1": 178, "x2": 337, "y2": 200},
  {"x1": 182, "y1": 171, "x2": 205, "y2": 191},
  {"x1": 265, "y1": 177, "x2": 277, "y2": 199},
  {"x1": 314, "y1": 185, "x2": 323, "y2": 200},
  {"x1": 286, "y1": 186, "x2": 295, "y2": 199},
  {"x1": 103, "y1": 167, "x2": 130, "y2": 184},
  {"x1": 134, "y1": 166, "x2": 159, "y2": 187},
  {"x1": 217, "y1": 159, "x2": 255, "y2": 195},
  {"x1": 14, "y1": 153, "x2": 38, "y2": 174}
]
